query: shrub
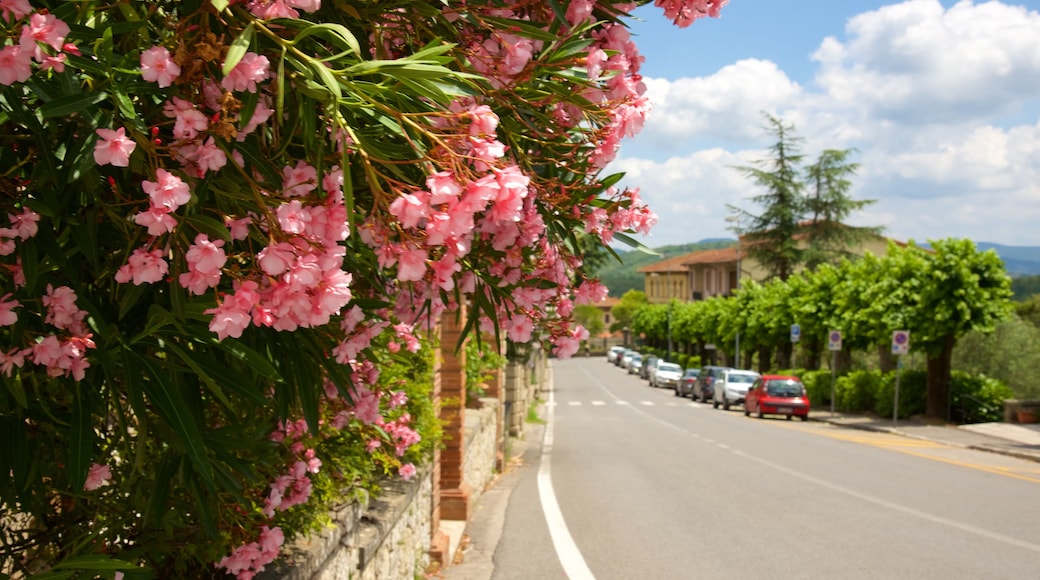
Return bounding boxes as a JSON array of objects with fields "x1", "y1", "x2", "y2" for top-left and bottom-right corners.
[
  {"x1": 799, "y1": 369, "x2": 837, "y2": 409},
  {"x1": 836, "y1": 370, "x2": 882, "y2": 413},
  {"x1": 949, "y1": 372, "x2": 1014, "y2": 424},
  {"x1": 874, "y1": 369, "x2": 927, "y2": 419}
]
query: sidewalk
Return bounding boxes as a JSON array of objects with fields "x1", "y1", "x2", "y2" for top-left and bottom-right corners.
[{"x1": 809, "y1": 410, "x2": 1040, "y2": 463}]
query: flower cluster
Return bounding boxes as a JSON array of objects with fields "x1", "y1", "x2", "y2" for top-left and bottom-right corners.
[{"x1": 0, "y1": 0, "x2": 724, "y2": 576}]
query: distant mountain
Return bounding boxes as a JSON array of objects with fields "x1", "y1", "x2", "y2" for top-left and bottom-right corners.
[
  {"x1": 975, "y1": 243, "x2": 1040, "y2": 276},
  {"x1": 596, "y1": 239, "x2": 734, "y2": 296}
]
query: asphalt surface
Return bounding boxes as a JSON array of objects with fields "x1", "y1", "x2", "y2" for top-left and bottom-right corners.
[{"x1": 438, "y1": 379, "x2": 1040, "y2": 580}]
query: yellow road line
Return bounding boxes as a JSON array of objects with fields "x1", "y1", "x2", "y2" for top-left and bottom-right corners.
[{"x1": 776, "y1": 422, "x2": 1040, "y2": 485}]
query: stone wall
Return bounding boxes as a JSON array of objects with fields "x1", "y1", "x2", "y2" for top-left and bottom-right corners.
[
  {"x1": 463, "y1": 398, "x2": 501, "y2": 503},
  {"x1": 259, "y1": 467, "x2": 433, "y2": 580},
  {"x1": 262, "y1": 398, "x2": 503, "y2": 579}
]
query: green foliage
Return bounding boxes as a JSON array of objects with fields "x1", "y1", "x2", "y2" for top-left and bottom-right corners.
[
  {"x1": 1015, "y1": 295, "x2": 1040, "y2": 328},
  {"x1": 574, "y1": 304, "x2": 606, "y2": 339},
  {"x1": 1011, "y1": 275, "x2": 1040, "y2": 300},
  {"x1": 952, "y1": 315, "x2": 1040, "y2": 399},
  {"x1": 799, "y1": 369, "x2": 837, "y2": 408},
  {"x1": 835, "y1": 370, "x2": 881, "y2": 413},
  {"x1": 465, "y1": 339, "x2": 505, "y2": 404},
  {"x1": 874, "y1": 369, "x2": 927, "y2": 419},
  {"x1": 949, "y1": 372, "x2": 1013, "y2": 424},
  {"x1": 610, "y1": 289, "x2": 649, "y2": 333}
]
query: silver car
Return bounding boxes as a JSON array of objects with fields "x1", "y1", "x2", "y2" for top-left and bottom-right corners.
[
  {"x1": 651, "y1": 362, "x2": 683, "y2": 389},
  {"x1": 712, "y1": 369, "x2": 762, "y2": 410}
]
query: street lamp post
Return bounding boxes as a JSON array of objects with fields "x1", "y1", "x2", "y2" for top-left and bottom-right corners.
[
  {"x1": 667, "y1": 300, "x2": 673, "y2": 363},
  {"x1": 727, "y1": 215, "x2": 742, "y2": 368}
]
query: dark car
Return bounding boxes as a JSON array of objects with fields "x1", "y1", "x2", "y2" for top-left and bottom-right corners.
[
  {"x1": 640, "y1": 355, "x2": 659, "y2": 381},
  {"x1": 744, "y1": 375, "x2": 811, "y2": 421},
  {"x1": 676, "y1": 368, "x2": 700, "y2": 397},
  {"x1": 692, "y1": 365, "x2": 732, "y2": 403}
]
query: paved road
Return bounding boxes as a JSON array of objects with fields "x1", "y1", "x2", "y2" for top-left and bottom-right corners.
[{"x1": 446, "y1": 357, "x2": 1040, "y2": 580}]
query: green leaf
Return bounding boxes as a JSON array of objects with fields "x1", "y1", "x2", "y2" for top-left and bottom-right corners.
[
  {"x1": 68, "y1": 393, "x2": 93, "y2": 492},
  {"x1": 290, "y1": 23, "x2": 361, "y2": 56},
  {"x1": 182, "y1": 214, "x2": 232, "y2": 242},
  {"x1": 40, "y1": 92, "x2": 109, "y2": 118},
  {"x1": 130, "y1": 350, "x2": 215, "y2": 487},
  {"x1": 211, "y1": 0, "x2": 230, "y2": 12},
  {"x1": 213, "y1": 339, "x2": 282, "y2": 381},
  {"x1": 223, "y1": 22, "x2": 255, "y2": 77}
]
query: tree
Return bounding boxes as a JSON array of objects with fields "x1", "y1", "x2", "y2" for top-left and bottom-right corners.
[
  {"x1": 574, "y1": 304, "x2": 606, "y2": 340},
  {"x1": 907, "y1": 239, "x2": 1014, "y2": 419},
  {"x1": 610, "y1": 289, "x2": 649, "y2": 335},
  {"x1": 802, "y1": 148, "x2": 881, "y2": 268},
  {"x1": 729, "y1": 113, "x2": 806, "y2": 281}
]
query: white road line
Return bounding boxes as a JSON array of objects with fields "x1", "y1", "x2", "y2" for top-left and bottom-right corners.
[
  {"x1": 640, "y1": 401, "x2": 654, "y2": 406},
  {"x1": 591, "y1": 401, "x2": 606, "y2": 406},
  {"x1": 538, "y1": 386, "x2": 597, "y2": 580},
  {"x1": 568, "y1": 401, "x2": 582, "y2": 406}
]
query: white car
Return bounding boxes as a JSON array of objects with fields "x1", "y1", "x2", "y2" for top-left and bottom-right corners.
[
  {"x1": 607, "y1": 345, "x2": 626, "y2": 364},
  {"x1": 628, "y1": 354, "x2": 643, "y2": 375},
  {"x1": 651, "y1": 362, "x2": 683, "y2": 389},
  {"x1": 712, "y1": 369, "x2": 762, "y2": 410}
]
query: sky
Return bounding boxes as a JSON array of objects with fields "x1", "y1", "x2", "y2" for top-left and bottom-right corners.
[{"x1": 608, "y1": 0, "x2": 1040, "y2": 249}]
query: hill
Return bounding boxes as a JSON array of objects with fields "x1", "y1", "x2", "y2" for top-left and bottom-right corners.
[
  {"x1": 595, "y1": 239, "x2": 734, "y2": 296},
  {"x1": 976, "y1": 242, "x2": 1040, "y2": 276}
]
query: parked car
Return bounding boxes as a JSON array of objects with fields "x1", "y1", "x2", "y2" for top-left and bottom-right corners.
[
  {"x1": 692, "y1": 365, "x2": 732, "y2": 403},
  {"x1": 628, "y1": 354, "x2": 643, "y2": 375},
  {"x1": 712, "y1": 369, "x2": 761, "y2": 410},
  {"x1": 744, "y1": 375, "x2": 811, "y2": 421},
  {"x1": 651, "y1": 362, "x2": 683, "y2": 389},
  {"x1": 676, "y1": 368, "x2": 700, "y2": 397},
  {"x1": 607, "y1": 345, "x2": 626, "y2": 364},
  {"x1": 618, "y1": 349, "x2": 636, "y2": 368},
  {"x1": 640, "y1": 355, "x2": 659, "y2": 381}
]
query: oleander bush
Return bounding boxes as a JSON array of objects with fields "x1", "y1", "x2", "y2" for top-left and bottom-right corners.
[{"x1": 0, "y1": 0, "x2": 726, "y2": 576}]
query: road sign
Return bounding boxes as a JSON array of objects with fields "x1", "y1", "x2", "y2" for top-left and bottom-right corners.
[
  {"x1": 791, "y1": 324, "x2": 801, "y2": 343},
  {"x1": 828, "y1": 330, "x2": 842, "y2": 351},
  {"x1": 892, "y1": 330, "x2": 910, "y2": 355}
]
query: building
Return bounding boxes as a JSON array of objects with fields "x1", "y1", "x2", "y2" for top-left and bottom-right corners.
[{"x1": 639, "y1": 233, "x2": 901, "y2": 304}]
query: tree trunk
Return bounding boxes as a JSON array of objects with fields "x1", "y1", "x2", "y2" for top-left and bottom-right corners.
[
  {"x1": 878, "y1": 343, "x2": 895, "y2": 373},
  {"x1": 777, "y1": 342, "x2": 793, "y2": 369},
  {"x1": 925, "y1": 336, "x2": 956, "y2": 421},
  {"x1": 757, "y1": 346, "x2": 771, "y2": 373},
  {"x1": 805, "y1": 338, "x2": 822, "y2": 370}
]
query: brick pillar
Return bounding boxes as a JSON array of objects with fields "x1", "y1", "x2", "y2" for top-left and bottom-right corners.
[
  {"x1": 438, "y1": 309, "x2": 471, "y2": 521},
  {"x1": 429, "y1": 320, "x2": 448, "y2": 564}
]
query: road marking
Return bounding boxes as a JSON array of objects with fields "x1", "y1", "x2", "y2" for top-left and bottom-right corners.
[
  {"x1": 640, "y1": 401, "x2": 654, "y2": 406},
  {"x1": 591, "y1": 401, "x2": 605, "y2": 406},
  {"x1": 568, "y1": 401, "x2": 582, "y2": 406},
  {"x1": 538, "y1": 386, "x2": 597, "y2": 580}
]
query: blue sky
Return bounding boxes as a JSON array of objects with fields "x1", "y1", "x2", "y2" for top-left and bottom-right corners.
[{"x1": 610, "y1": 0, "x2": 1040, "y2": 249}]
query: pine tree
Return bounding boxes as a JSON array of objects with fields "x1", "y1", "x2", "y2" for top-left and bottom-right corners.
[
  {"x1": 728, "y1": 114, "x2": 806, "y2": 281},
  {"x1": 803, "y1": 148, "x2": 881, "y2": 268}
]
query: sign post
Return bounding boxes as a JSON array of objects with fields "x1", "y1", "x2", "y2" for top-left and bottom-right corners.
[
  {"x1": 790, "y1": 324, "x2": 800, "y2": 369},
  {"x1": 891, "y1": 330, "x2": 910, "y2": 424},
  {"x1": 828, "y1": 330, "x2": 842, "y2": 414}
]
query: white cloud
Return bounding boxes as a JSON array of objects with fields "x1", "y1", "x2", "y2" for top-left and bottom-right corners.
[{"x1": 613, "y1": 0, "x2": 1040, "y2": 248}]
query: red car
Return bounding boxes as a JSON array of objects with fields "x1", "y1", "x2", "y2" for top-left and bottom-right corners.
[{"x1": 744, "y1": 375, "x2": 811, "y2": 421}]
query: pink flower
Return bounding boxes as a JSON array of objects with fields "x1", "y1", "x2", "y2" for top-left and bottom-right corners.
[
  {"x1": 226, "y1": 216, "x2": 251, "y2": 240},
  {"x1": 134, "y1": 207, "x2": 178, "y2": 236},
  {"x1": 115, "y1": 248, "x2": 169, "y2": 285},
  {"x1": 221, "y1": 52, "x2": 270, "y2": 93},
  {"x1": 184, "y1": 234, "x2": 226, "y2": 275},
  {"x1": 0, "y1": 293, "x2": 19, "y2": 326},
  {"x1": 388, "y1": 193, "x2": 429, "y2": 230},
  {"x1": 42, "y1": 285, "x2": 86, "y2": 332},
  {"x1": 93, "y1": 127, "x2": 136, "y2": 167},
  {"x1": 84, "y1": 463, "x2": 111, "y2": 491},
  {"x1": 0, "y1": 0, "x2": 32, "y2": 22},
  {"x1": 142, "y1": 169, "x2": 191, "y2": 210},
  {"x1": 0, "y1": 45, "x2": 32, "y2": 86},
  {"x1": 205, "y1": 301, "x2": 252, "y2": 341},
  {"x1": 396, "y1": 246, "x2": 427, "y2": 282},
  {"x1": 19, "y1": 12, "x2": 70, "y2": 54},
  {"x1": 0, "y1": 347, "x2": 28, "y2": 376},
  {"x1": 140, "y1": 46, "x2": 180, "y2": 88},
  {"x1": 257, "y1": 242, "x2": 296, "y2": 276},
  {"x1": 399, "y1": 463, "x2": 416, "y2": 481}
]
